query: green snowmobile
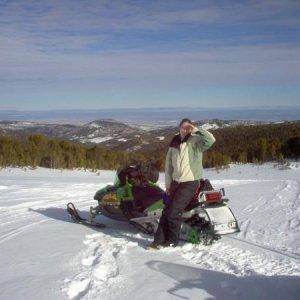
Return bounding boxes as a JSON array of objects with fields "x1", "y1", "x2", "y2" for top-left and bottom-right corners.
[{"x1": 67, "y1": 162, "x2": 239, "y2": 245}]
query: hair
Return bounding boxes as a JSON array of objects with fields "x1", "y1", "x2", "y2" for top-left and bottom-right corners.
[{"x1": 179, "y1": 118, "x2": 192, "y2": 127}]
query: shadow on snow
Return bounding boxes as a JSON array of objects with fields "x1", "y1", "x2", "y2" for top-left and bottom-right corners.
[
  {"x1": 30, "y1": 206, "x2": 152, "y2": 248},
  {"x1": 30, "y1": 207, "x2": 300, "y2": 299},
  {"x1": 147, "y1": 260, "x2": 300, "y2": 300}
]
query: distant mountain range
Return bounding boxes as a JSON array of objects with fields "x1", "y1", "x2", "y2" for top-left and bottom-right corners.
[
  {"x1": 0, "y1": 118, "x2": 288, "y2": 152},
  {"x1": 0, "y1": 107, "x2": 299, "y2": 127}
]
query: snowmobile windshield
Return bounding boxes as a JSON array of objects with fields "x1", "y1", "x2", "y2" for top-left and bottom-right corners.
[{"x1": 113, "y1": 173, "x2": 120, "y2": 186}]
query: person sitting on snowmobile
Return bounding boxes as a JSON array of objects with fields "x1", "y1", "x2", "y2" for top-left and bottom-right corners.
[
  {"x1": 116, "y1": 161, "x2": 163, "y2": 213},
  {"x1": 148, "y1": 118, "x2": 216, "y2": 249},
  {"x1": 117, "y1": 161, "x2": 159, "y2": 187}
]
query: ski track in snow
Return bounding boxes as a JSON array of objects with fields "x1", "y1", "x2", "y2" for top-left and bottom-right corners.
[
  {"x1": 0, "y1": 164, "x2": 299, "y2": 299},
  {"x1": 0, "y1": 219, "x2": 50, "y2": 244},
  {"x1": 235, "y1": 179, "x2": 300, "y2": 256}
]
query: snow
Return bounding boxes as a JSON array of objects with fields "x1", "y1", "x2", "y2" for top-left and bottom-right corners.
[
  {"x1": 117, "y1": 138, "x2": 127, "y2": 142},
  {"x1": 132, "y1": 145, "x2": 142, "y2": 151},
  {"x1": 82, "y1": 136, "x2": 113, "y2": 143},
  {"x1": 0, "y1": 163, "x2": 299, "y2": 299},
  {"x1": 201, "y1": 123, "x2": 219, "y2": 130},
  {"x1": 156, "y1": 136, "x2": 165, "y2": 140},
  {"x1": 88, "y1": 122, "x2": 103, "y2": 129},
  {"x1": 67, "y1": 278, "x2": 90, "y2": 299},
  {"x1": 0, "y1": 121, "x2": 43, "y2": 130}
]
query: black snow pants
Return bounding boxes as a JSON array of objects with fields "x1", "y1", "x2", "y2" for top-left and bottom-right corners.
[{"x1": 154, "y1": 180, "x2": 199, "y2": 246}]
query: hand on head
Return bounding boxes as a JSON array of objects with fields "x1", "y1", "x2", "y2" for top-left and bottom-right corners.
[
  {"x1": 182, "y1": 123, "x2": 194, "y2": 132},
  {"x1": 179, "y1": 118, "x2": 195, "y2": 138}
]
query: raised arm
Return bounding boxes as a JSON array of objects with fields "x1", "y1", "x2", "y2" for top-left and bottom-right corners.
[{"x1": 191, "y1": 126, "x2": 216, "y2": 152}]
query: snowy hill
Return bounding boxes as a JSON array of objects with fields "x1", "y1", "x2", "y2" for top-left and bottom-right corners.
[
  {"x1": 0, "y1": 119, "x2": 274, "y2": 152},
  {"x1": 0, "y1": 163, "x2": 299, "y2": 299}
]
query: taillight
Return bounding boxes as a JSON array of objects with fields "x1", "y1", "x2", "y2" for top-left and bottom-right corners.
[{"x1": 204, "y1": 191, "x2": 222, "y2": 203}]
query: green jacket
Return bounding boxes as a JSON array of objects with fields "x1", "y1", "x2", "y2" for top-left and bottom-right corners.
[{"x1": 165, "y1": 126, "x2": 215, "y2": 189}]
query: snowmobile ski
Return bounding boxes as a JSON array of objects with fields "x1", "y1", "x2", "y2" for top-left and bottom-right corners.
[{"x1": 66, "y1": 202, "x2": 106, "y2": 228}]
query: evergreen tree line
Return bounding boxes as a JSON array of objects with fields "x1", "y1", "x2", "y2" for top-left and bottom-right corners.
[
  {"x1": 204, "y1": 122, "x2": 300, "y2": 168},
  {"x1": 138, "y1": 122, "x2": 300, "y2": 170},
  {"x1": 0, "y1": 122, "x2": 299, "y2": 171},
  {"x1": 0, "y1": 134, "x2": 130, "y2": 170}
]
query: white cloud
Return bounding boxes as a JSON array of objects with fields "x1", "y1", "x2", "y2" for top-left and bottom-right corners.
[
  {"x1": 1, "y1": 44, "x2": 299, "y2": 86},
  {"x1": 0, "y1": 0, "x2": 299, "y2": 105}
]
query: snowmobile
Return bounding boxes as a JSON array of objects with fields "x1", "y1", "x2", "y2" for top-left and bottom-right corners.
[{"x1": 67, "y1": 163, "x2": 240, "y2": 245}]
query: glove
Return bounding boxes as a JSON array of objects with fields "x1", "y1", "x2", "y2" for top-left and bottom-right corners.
[{"x1": 162, "y1": 192, "x2": 171, "y2": 206}]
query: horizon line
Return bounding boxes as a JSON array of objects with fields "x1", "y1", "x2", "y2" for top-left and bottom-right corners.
[{"x1": 1, "y1": 105, "x2": 300, "y2": 112}]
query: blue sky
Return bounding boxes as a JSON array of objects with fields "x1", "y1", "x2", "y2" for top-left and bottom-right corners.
[{"x1": 0, "y1": 0, "x2": 299, "y2": 110}]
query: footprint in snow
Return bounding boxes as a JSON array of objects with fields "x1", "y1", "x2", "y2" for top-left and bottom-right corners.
[{"x1": 67, "y1": 278, "x2": 90, "y2": 299}]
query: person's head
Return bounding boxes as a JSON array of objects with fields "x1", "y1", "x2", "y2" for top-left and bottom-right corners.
[{"x1": 179, "y1": 118, "x2": 193, "y2": 139}]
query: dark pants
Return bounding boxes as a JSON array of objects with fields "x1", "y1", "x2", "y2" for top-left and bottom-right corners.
[
  {"x1": 132, "y1": 184, "x2": 163, "y2": 211},
  {"x1": 154, "y1": 180, "x2": 199, "y2": 246}
]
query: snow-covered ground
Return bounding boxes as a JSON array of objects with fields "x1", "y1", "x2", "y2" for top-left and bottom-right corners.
[{"x1": 0, "y1": 163, "x2": 299, "y2": 300}]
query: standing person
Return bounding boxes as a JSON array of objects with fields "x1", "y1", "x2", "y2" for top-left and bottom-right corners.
[{"x1": 148, "y1": 118, "x2": 216, "y2": 249}]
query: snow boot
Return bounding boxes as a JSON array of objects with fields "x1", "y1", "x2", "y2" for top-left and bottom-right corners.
[
  {"x1": 147, "y1": 241, "x2": 165, "y2": 250},
  {"x1": 160, "y1": 241, "x2": 176, "y2": 248}
]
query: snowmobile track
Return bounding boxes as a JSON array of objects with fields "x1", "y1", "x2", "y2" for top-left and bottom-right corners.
[
  {"x1": 225, "y1": 236, "x2": 300, "y2": 260},
  {"x1": 0, "y1": 219, "x2": 50, "y2": 244}
]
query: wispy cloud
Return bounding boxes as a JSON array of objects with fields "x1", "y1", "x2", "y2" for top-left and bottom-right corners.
[{"x1": 0, "y1": 0, "x2": 299, "y2": 109}]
